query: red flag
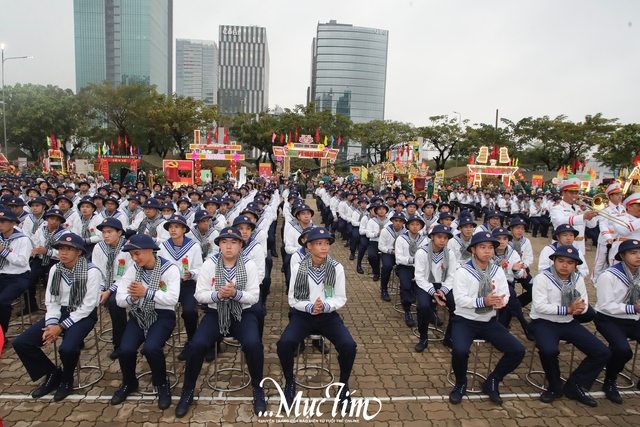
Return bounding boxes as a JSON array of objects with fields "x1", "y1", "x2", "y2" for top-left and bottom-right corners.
[
  {"x1": 110, "y1": 141, "x2": 114, "y2": 153},
  {"x1": 280, "y1": 133, "x2": 284, "y2": 143},
  {"x1": 207, "y1": 128, "x2": 211, "y2": 144},
  {"x1": 214, "y1": 127, "x2": 219, "y2": 142},
  {"x1": 288, "y1": 132, "x2": 292, "y2": 145},
  {"x1": 223, "y1": 128, "x2": 229, "y2": 143},
  {"x1": 118, "y1": 135, "x2": 122, "y2": 151},
  {"x1": 124, "y1": 135, "x2": 128, "y2": 150},
  {"x1": 315, "y1": 127, "x2": 320, "y2": 143},
  {"x1": 337, "y1": 136, "x2": 342, "y2": 146},
  {"x1": 294, "y1": 127, "x2": 298, "y2": 143}
]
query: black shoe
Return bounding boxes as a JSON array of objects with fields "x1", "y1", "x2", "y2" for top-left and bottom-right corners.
[
  {"x1": 32, "y1": 368, "x2": 62, "y2": 398},
  {"x1": 540, "y1": 389, "x2": 563, "y2": 403},
  {"x1": 53, "y1": 381, "x2": 73, "y2": 402},
  {"x1": 349, "y1": 254, "x2": 355, "y2": 261},
  {"x1": 404, "y1": 312, "x2": 415, "y2": 327},
  {"x1": 525, "y1": 329, "x2": 535, "y2": 342},
  {"x1": 381, "y1": 291, "x2": 390, "y2": 302},
  {"x1": 414, "y1": 338, "x2": 428, "y2": 353},
  {"x1": 270, "y1": 250, "x2": 279, "y2": 258},
  {"x1": 563, "y1": 380, "x2": 597, "y2": 407},
  {"x1": 372, "y1": 275, "x2": 380, "y2": 282},
  {"x1": 356, "y1": 266, "x2": 364, "y2": 274},
  {"x1": 603, "y1": 379, "x2": 623, "y2": 404},
  {"x1": 284, "y1": 381, "x2": 296, "y2": 407},
  {"x1": 175, "y1": 388, "x2": 194, "y2": 418},
  {"x1": 312, "y1": 339, "x2": 330, "y2": 354},
  {"x1": 109, "y1": 348, "x2": 120, "y2": 360},
  {"x1": 449, "y1": 382, "x2": 467, "y2": 405},
  {"x1": 178, "y1": 342, "x2": 190, "y2": 361},
  {"x1": 205, "y1": 343, "x2": 223, "y2": 362},
  {"x1": 111, "y1": 381, "x2": 138, "y2": 405},
  {"x1": 482, "y1": 377, "x2": 503, "y2": 405},
  {"x1": 338, "y1": 384, "x2": 352, "y2": 413},
  {"x1": 343, "y1": 241, "x2": 349, "y2": 247},
  {"x1": 158, "y1": 379, "x2": 172, "y2": 410},
  {"x1": 443, "y1": 337, "x2": 453, "y2": 349},
  {"x1": 253, "y1": 386, "x2": 267, "y2": 415}
]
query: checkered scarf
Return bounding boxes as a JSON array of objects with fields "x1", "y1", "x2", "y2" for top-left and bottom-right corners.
[
  {"x1": 425, "y1": 243, "x2": 450, "y2": 285},
  {"x1": 137, "y1": 212, "x2": 163, "y2": 237},
  {"x1": 81, "y1": 215, "x2": 92, "y2": 239},
  {"x1": 214, "y1": 254, "x2": 248, "y2": 336},
  {"x1": 105, "y1": 237, "x2": 126, "y2": 289},
  {"x1": 622, "y1": 261, "x2": 640, "y2": 306},
  {"x1": 50, "y1": 256, "x2": 89, "y2": 312},
  {"x1": 41, "y1": 227, "x2": 58, "y2": 266},
  {"x1": 30, "y1": 213, "x2": 44, "y2": 234},
  {"x1": 472, "y1": 258, "x2": 495, "y2": 315},
  {"x1": 0, "y1": 234, "x2": 13, "y2": 269},
  {"x1": 127, "y1": 206, "x2": 142, "y2": 223},
  {"x1": 191, "y1": 225, "x2": 214, "y2": 261},
  {"x1": 550, "y1": 265, "x2": 581, "y2": 308},
  {"x1": 293, "y1": 252, "x2": 337, "y2": 302},
  {"x1": 130, "y1": 255, "x2": 163, "y2": 337}
]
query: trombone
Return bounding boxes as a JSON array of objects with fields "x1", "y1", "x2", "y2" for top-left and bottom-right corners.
[{"x1": 579, "y1": 193, "x2": 631, "y2": 230}]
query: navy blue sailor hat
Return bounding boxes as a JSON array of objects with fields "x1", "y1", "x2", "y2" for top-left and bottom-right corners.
[
  {"x1": 467, "y1": 231, "x2": 500, "y2": 252},
  {"x1": 549, "y1": 245, "x2": 583, "y2": 265},
  {"x1": 615, "y1": 239, "x2": 640, "y2": 261},
  {"x1": 122, "y1": 234, "x2": 160, "y2": 252},
  {"x1": 53, "y1": 233, "x2": 87, "y2": 255}
]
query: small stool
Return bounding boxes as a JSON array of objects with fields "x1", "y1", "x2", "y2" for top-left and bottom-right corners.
[
  {"x1": 295, "y1": 335, "x2": 334, "y2": 389},
  {"x1": 169, "y1": 303, "x2": 188, "y2": 349},
  {"x1": 412, "y1": 303, "x2": 446, "y2": 342},
  {"x1": 207, "y1": 337, "x2": 251, "y2": 392},
  {"x1": 595, "y1": 338, "x2": 637, "y2": 389},
  {"x1": 526, "y1": 340, "x2": 574, "y2": 391},
  {"x1": 447, "y1": 339, "x2": 495, "y2": 393},
  {"x1": 7, "y1": 291, "x2": 33, "y2": 338},
  {"x1": 53, "y1": 327, "x2": 104, "y2": 390},
  {"x1": 97, "y1": 305, "x2": 113, "y2": 344},
  {"x1": 392, "y1": 268, "x2": 417, "y2": 314},
  {"x1": 136, "y1": 333, "x2": 180, "y2": 395}
]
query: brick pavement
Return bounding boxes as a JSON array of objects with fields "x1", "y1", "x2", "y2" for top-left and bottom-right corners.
[{"x1": 1, "y1": 200, "x2": 640, "y2": 426}]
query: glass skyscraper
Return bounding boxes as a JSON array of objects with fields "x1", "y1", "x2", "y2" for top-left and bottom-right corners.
[
  {"x1": 218, "y1": 25, "x2": 269, "y2": 115},
  {"x1": 308, "y1": 20, "x2": 389, "y2": 124},
  {"x1": 176, "y1": 39, "x2": 218, "y2": 106},
  {"x1": 74, "y1": 0, "x2": 173, "y2": 95}
]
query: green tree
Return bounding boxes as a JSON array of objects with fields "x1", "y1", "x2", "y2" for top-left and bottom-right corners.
[
  {"x1": 148, "y1": 94, "x2": 218, "y2": 158},
  {"x1": 594, "y1": 123, "x2": 640, "y2": 170},
  {"x1": 352, "y1": 120, "x2": 415, "y2": 164},
  {"x1": 2, "y1": 83, "x2": 89, "y2": 160},
  {"x1": 416, "y1": 115, "x2": 466, "y2": 170},
  {"x1": 229, "y1": 111, "x2": 279, "y2": 168}
]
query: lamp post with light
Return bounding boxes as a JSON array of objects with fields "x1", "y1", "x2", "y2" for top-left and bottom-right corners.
[{"x1": 1, "y1": 44, "x2": 34, "y2": 159}]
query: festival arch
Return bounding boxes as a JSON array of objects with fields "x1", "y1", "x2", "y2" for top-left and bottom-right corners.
[
  {"x1": 467, "y1": 146, "x2": 518, "y2": 188},
  {"x1": 272, "y1": 135, "x2": 339, "y2": 177}
]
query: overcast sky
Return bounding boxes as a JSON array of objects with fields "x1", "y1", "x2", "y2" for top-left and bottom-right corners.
[{"x1": 1, "y1": 0, "x2": 639, "y2": 128}]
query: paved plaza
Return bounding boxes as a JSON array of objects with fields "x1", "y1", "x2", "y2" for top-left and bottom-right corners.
[{"x1": 1, "y1": 200, "x2": 640, "y2": 426}]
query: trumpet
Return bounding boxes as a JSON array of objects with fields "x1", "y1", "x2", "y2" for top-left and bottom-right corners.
[{"x1": 578, "y1": 193, "x2": 630, "y2": 230}]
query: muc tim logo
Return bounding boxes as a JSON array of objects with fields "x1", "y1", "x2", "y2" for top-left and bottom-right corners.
[{"x1": 257, "y1": 378, "x2": 382, "y2": 422}]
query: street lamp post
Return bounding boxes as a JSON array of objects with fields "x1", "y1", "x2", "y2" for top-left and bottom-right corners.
[
  {"x1": 1, "y1": 44, "x2": 34, "y2": 159},
  {"x1": 453, "y1": 111, "x2": 462, "y2": 167}
]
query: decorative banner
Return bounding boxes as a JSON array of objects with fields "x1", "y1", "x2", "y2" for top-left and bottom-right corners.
[
  {"x1": 434, "y1": 170, "x2": 445, "y2": 186},
  {"x1": 361, "y1": 166, "x2": 368, "y2": 181},
  {"x1": 532, "y1": 174, "x2": 544, "y2": 188},
  {"x1": 194, "y1": 129, "x2": 201, "y2": 145},
  {"x1": 350, "y1": 166, "x2": 361, "y2": 177},
  {"x1": 163, "y1": 159, "x2": 194, "y2": 185},
  {"x1": 259, "y1": 162, "x2": 272, "y2": 177}
]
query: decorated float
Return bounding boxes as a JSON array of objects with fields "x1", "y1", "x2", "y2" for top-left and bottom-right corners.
[
  {"x1": 272, "y1": 134, "x2": 339, "y2": 177},
  {"x1": 467, "y1": 146, "x2": 519, "y2": 188}
]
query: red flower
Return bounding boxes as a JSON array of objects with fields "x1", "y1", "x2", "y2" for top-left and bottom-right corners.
[
  {"x1": 182, "y1": 257, "x2": 189, "y2": 264},
  {"x1": 211, "y1": 277, "x2": 216, "y2": 287},
  {"x1": 90, "y1": 228, "x2": 94, "y2": 232},
  {"x1": 492, "y1": 284, "x2": 496, "y2": 290},
  {"x1": 502, "y1": 261, "x2": 509, "y2": 269},
  {"x1": 118, "y1": 259, "x2": 125, "y2": 265},
  {"x1": 64, "y1": 223, "x2": 69, "y2": 228}
]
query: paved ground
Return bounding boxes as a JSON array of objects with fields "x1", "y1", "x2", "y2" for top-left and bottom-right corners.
[{"x1": 2, "y1": 200, "x2": 640, "y2": 426}]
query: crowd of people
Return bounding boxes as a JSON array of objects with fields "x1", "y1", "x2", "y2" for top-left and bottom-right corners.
[{"x1": 0, "y1": 170, "x2": 638, "y2": 419}]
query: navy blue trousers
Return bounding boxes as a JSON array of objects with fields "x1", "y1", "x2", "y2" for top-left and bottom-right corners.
[
  {"x1": 451, "y1": 315, "x2": 525, "y2": 384},
  {"x1": 261, "y1": 254, "x2": 272, "y2": 306},
  {"x1": 337, "y1": 218, "x2": 348, "y2": 241},
  {"x1": 380, "y1": 253, "x2": 396, "y2": 294},
  {"x1": 357, "y1": 235, "x2": 368, "y2": 267},
  {"x1": 497, "y1": 282, "x2": 527, "y2": 329},
  {"x1": 395, "y1": 264, "x2": 414, "y2": 310},
  {"x1": 183, "y1": 307, "x2": 263, "y2": 389},
  {"x1": 529, "y1": 318, "x2": 610, "y2": 391},
  {"x1": 415, "y1": 285, "x2": 455, "y2": 341},
  {"x1": 13, "y1": 307, "x2": 97, "y2": 383},
  {"x1": 179, "y1": 280, "x2": 198, "y2": 342},
  {"x1": 515, "y1": 269, "x2": 533, "y2": 307},
  {"x1": 367, "y1": 241, "x2": 380, "y2": 276},
  {"x1": 349, "y1": 227, "x2": 359, "y2": 256},
  {"x1": 0, "y1": 272, "x2": 31, "y2": 334},
  {"x1": 277, "y1": 310, "x2": 357, "y2": 385},
  {"x1": 107, "y1": 290, "x2": 127, "y2": 350},
  {"x1": 267, "y1": 221, "x2": 277, "y2": 253},
  {"x1": 118, "y1": 309, "x2": 176, "y2": 386},
  {"x1": 595, "y1": 313, "x2": 640, "y2": 381}
]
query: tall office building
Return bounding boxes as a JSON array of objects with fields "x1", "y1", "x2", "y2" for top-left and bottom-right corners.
[
  {"x1": 176, "y1": 39, "x2": 218, "y2": 106},
  {"x1": 218, "y1": 25, "x2": 269, "y2": 115},
  {"x1": 308, "y1": 20, "x2": 389, "y2": 124},
  {"x1": 74, "y1": 0, "x2": 173, "y2": 95}
]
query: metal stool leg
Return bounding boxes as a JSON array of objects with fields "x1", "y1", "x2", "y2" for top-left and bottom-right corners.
[
  {"x1": 136, "y1": 332, "x2": 180, "y2": 395},
  {"x1": 295, "y1": 335, "x2": 334, "y2": 389},
  {"x1": 74, "y1": 328, "x2": 105, "y2": 390},
  {"x1": 206, "y1": 337, "x2": 251, "y2": 392},
  {"x1": 7, "y1": 291, "x2": 33, "y2": 338},
  {"x1": 447, "y1": 340, "x2": 492, "y2": 393}
]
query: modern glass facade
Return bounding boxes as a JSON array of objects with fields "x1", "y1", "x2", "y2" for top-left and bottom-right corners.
[
  {"x1": 74, "y1": 0, "x2": 173, "y2": 95},
  {"x1": 218, "y1": 25, "x2": 269, "y2": 115},
  {"x1": 308, "y1": 20, "x2": 388, "y2": 124},
  {"x1": 176, "y1": 39, "x2": 218, "y2": 106}
]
